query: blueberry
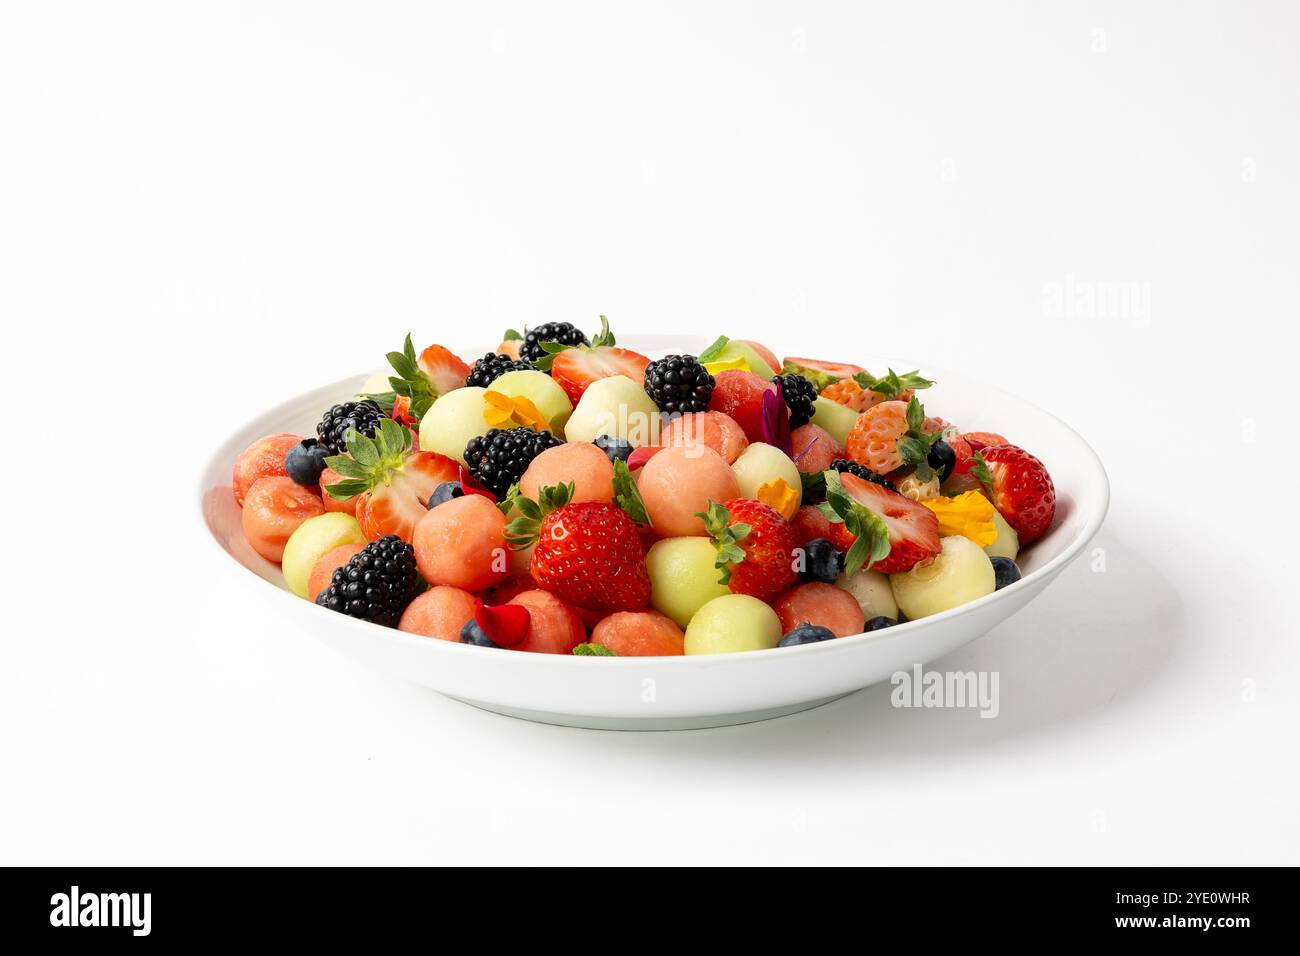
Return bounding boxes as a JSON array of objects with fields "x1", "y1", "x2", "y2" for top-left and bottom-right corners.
[
  {"x1": 593, "y1": 434, "x2": 633, "y2": 463},
  {"x1": 428, "y1": 481, "x2": 465, "y2": 509},
  {"x1": 777, "y1": 623, "x2": 837, "y2": 648},
  {"x1": 927, "y1": 439, "x2": 957, "y2": 481},
  {"x1": 284, "y1": 439, "x2": 331, "y2": 486},
  {"x1": 460, "y1": 619, "x2": 499, "y2": 647},
  {"x1": 801, "y1": 538, "x2": 842, "y2": 583},
  {"x1": 990, "y1": 556, "x2": 1021, "y2": 590},
  {"x1": 863, "y1": 616, "x2": 896, "y2": 631}
]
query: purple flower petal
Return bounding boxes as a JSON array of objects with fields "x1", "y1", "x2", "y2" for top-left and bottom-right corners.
[
  {"x1": 792, "y1": 434, "x2": 819, "y2": 466},
  {"x1": 760, "y1": 388, "x2": 793, "y2": 457}
]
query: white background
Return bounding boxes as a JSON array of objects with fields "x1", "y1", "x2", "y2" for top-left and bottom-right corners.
[{"x1": 2, "y1": 1, "x2": 1297, "y2": 864}]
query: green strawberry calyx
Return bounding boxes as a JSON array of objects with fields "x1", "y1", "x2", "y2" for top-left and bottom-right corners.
[
  {"x1": 896, "y1": 396, "x2": 945, "y2": 483},
  {"x1": 502, "y1": 482, "x2": 575, "y2": 550},
  {"x1": 817, "y1": 471, "x2": 892, "y2": 576},
  {"x1": 852, "y1": 368, "x2": 935, "y2": 400},
  {"x1": 695, "y1": 499, "x2": 752, "y2": 586},
  {"x1": 322, "y1": 419, "x2": 412, "y2": 501},
  {"x1": 532, "y1": 316, "x2": 617, "y2": 371},
  {"x1": 969, "y1": 450, "x2": 995, "y2": 495},
  {"x1": 611, "y1": 459, "x2": 652, "y2": 527},
  {"x1": 779, "y1": 360, "x2": 839, "y2": 391},
  {"x1": 386, "y1": 333, "x2": 439, "y2": 423}
]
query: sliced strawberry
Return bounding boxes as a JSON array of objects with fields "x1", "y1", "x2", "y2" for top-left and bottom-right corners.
[
  {"x1": 355, "y1": 450, "x2": 460, "y2": 542},
  {"x1": 961, "y1": 431, "x2": 1008, "y2": 449},
  {"x1": 549, "y1": 346, "x2": 650, "y2": 405},
  {"x1": 837, "y1": 472, "x2": 941, "y2": 573},
  {"x1": 979, "y1": 444, "x2": 1055, "y2": 544},
  {"x1": 417, "y1": 344, "x2": 471, "y2": 395}
]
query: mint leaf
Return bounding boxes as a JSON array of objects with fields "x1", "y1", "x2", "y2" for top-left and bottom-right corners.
[
  {"x1": 697, "y1": 336, "x2": 730, "y2": 364},
  {"x1": 853, "y1": 368, "x2": 934, "y2": 399},
  {"x1": 573, "y1": 643, "x2": 617, "y2": 657}
]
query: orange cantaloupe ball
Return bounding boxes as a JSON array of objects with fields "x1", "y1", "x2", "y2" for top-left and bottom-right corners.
[
  {"x1": 307, "y1": 543, "x2": 365, "y2": 600},
  {"x1": 508, "y1": 590, "x2": 586, "y2": 654},
  {"x1": 399, "y1": 586, "x2": 478, "y2": 642},
  {"x1": 591, "y1": 609, "x2": 685, "y2": 656},
  {"x1": 412, "y1": 493, "x2": 509, "y2": 592},
  {"x1": 636, "y1": 445, "x2": 739, "y2": 537},
  {"x1": 520, "y1": 442, "x2": 614, "y2": 503}
]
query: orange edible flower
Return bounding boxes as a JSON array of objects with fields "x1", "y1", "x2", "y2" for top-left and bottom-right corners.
[
  {"x1": 920, "y1": 492, "x2": 998, "y2": 547},
  {"x1": 756, "y1": 477, "x2": 800, "y2": 521},
  {"x1": 483, "y1": 391, "x2": 549, "y2": 431}
]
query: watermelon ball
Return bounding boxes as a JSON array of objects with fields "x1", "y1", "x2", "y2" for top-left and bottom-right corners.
[
  {"x1": 232, "y1": 432, "x2": 302, "y2": 505},
  {"x1": 508, "y1": 590, "x2": 586, "y2": 654},
  {"x1": 773, "y1": 582, "x2": 866, "y2": 638},
  {"x1": 398, "y1": 586, "x2": 478, "y2": 641},
  {"x1": 707, "y1": 369, "x2": 779, "y2": 444},
  {"x1": 790, "y1": 423, "x2": 843, "y2": 474},
  {"x1": 590, "y1": 609, "x2": 685, "y2": 656}
]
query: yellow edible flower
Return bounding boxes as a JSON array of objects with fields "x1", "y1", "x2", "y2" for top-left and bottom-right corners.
[
  {"x1": 483, "y1": 391, "x2": 549, "y2": 431},
  {"x1": 756, "y1": 477, "x2": 800, "y2": 521},
  {"x1": 921, "y1": 492, "x2": 998, "y2": 548},
  {"x1": 702, "y1": 355, "x2": 750, "y2": 375}
]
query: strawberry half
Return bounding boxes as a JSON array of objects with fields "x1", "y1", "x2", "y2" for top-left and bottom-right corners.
[
  {"x1": 549, "y1": 346, "x2": 650, "y2": 405},
  {"x1": 417, "y1": 344, "x2": 471, "y2": 395},
  {"x1": 975, "y1": 444, "x2": 1056, "y2": 544},
  {"x1": 823, "y1": 471, "x2": 940, "y2": 574},
  {"x1": 322, "y1": 419, "x2": 460, "y2": 542}
]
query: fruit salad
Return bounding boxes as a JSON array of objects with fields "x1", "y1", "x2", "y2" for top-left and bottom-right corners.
[{"x1": 231, "y1": 320, "x2": 1056, "y2": 656}]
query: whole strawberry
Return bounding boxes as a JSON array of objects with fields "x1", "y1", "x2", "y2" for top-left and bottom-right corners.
[
  {"x1": 699, "y1": 498, "x2": 797, "y2": 603},
  {"x1": 506, "y1": 482, "x2": 651, "y2": 612},
  {"x1": 973, "y1": 444, "x2": 1056, "y2": 544}
]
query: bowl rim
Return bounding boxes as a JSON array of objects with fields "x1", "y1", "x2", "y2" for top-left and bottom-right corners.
[{"x1": 199, "y1": 345, "x2": 1109, "y2": 667}]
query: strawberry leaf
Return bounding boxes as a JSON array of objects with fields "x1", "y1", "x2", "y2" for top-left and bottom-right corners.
[
  {"x1": 970, "y1": 451, "x2": 994, "y2": 495},
  {"x1": 611, "y1": 459, "x2": 652, "y2": 526},
  {"x1": 503, "y1": 328, "x2": 523, "y2": 341},
  {"x1": 852, "y1": 369, "x2": 935, "y2": 400},
  {"x1": 820, "y1": 470, "x2": 893, "y2": 573},
  {"x1": 496, "y1": 481, "x2": 522, "y2": 518},
  {"x1": 322, "y1": 478, "x2": 370, "y2": 501},
  {"x1": 695, "y1": 499, "x2": 752, "y2": 585},
  {"x1": 590, "y1": 315, "x2": 616, "y2": 348},
  {"x1": 385, "y1": 334, "x2": 438, "y2": 422}
]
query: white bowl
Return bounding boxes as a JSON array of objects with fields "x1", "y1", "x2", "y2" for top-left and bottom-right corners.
[{"x1": 199, "y1": 335, "x2": 1108, "y2": 730}]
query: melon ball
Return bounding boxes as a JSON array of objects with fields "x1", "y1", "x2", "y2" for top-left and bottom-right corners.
[
  {"x1": 658, "y1": 411, "x2": 748, "y2": 464},
  {"x1": 420, "y1": 387, "x2": 491, "y2": 465},
  {"x1": 509, "y1": 589, "x2": 586, "y2": 654},
  {"x1": 241, "y1": 476, "x2": 326, "y2": 563},
  {"x1": 564, "y1": 375, "x2": 661, "y2": 447},
  {"x1": 891, "y1": 535, "x2": 995, "y2": 620},
  {"x1": 307, "y1": 542, "x2": 365, "y2": 600},
  {"x1": 490, "y1": 369, "x2": 574, "y2": 432},
  {"x1": 790, "y1": 423, "x2": 843, "y2": 474},
  {"x1": 591, "y1": 610, "x2": 685, "y2": 656},
  {"x1": 835, "y1": 568, "x2": 899, "y2": 621},
  {"x1": 357, "y1": 371, "x2": 392, "y2": 396},
  {"x1": 645, "y1": 536, "x2": 731, "y2": 627},
  {"x1": 282, "y1": 512, "x2": 367, "y2": 598},
  {"x1": 399, "y1": 586, "x2": 478, "y2": 642},
  {"x1": 232, "y1": 432, "x2": 301, "y2": 505},
  {"x1": 713, "y1": 339, "x2": 779, "y2": 379},
  {"x1": 810, "y1": 397, "x2": 859, "y2": 446},
  {"x1": 731, "y1": 442, "x2": 802, "y2": 507},
  {"x1": 637, "y1": 445, "x2": 739, "y2": 536},
  {"x1": 520, "y1": 442, "x2": 614, "y2": 503},
  {"x1": 984, "y1": 511, "x2": 1020, "y2": 561},
  {"x1": 413, "y1": 493, "x2": 509, "y2": 591},
  {"x1": 684, "y1": 594, "x2": 782, "y2": 655},
  {"x1": 773, "y1": 582, "x2": 866, "y2": 638}
]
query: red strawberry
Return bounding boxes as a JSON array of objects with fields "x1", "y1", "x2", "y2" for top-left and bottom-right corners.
[
  {"x1": 978, "y1": 445, "x2": 1056, "y2": 544},
  {"x1": 831, "y1": 473, "x2": 941, "y2": 573},
  {"x1": 322, "y1": 419, "x2": 460, "y2": 542},
  {"x1": 391, "y1": 394, "x2": 418, "y2": 430},
  {"x1": 417, "y1": 344, "x2": 471, "y2": 395},
  {"x1": 700, "y1": 499, "x2": 797, "y2": 602},
  {"x1": 509, "y1": 484, "x2": 651, "y2": 612},
  {"x1": 790, "y1": 504, "x2": 837, "y2": 548},
  {"x1": 549, "y1": 346, "x2": 650, "y2": 405}
]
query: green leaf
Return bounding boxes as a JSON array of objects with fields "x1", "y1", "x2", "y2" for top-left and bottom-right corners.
[
  {"x1": 573, "y1": 643, "x2": 617, "y2": 657},
  {"x1": 324, "y1": 454, "x2": 369, "y2": 479},
  {"x1": 843, "y1": 507, "x2": 891, "y2": 576},
  {"x1": 496, "y1": 481, "x2": 521, "y2": 517},
  {"x1": 531, "y1": 340, "x2": 574, "y2": 372},
  {"x1": 358, "y1": 391, "x2": 397, "y2": 416},
  {"x1": 611, "y1": 459, "x2": 652, "y2": 526},
  {"x1": 970, "y1": 451, "x2": 994, "y2": 494},
  {"x1": 697, "y1": 335, "x2": 730, "y2": 364},
  {"x1": 590, "y1": 315, "x2": 616, "y2": 348},
  {"x1": 323, "y1": 479, "x2": 369, "y2": 501},
  {"x1": 384, "y1": 333, "x2": 438, "y2": 423},
  {"x1": 782, "y1": 361, "x2": 839, "y2": 391},
  {"x1": 905, "y1": 396, "x2": 925, "y2": 432},
  {"x1": 504, "y1": 514, "x2": 540, "y2": 550},
  {"x1": 503, "y1": 328, "x2": 523, "y2": 341},
  {"x1": 853, "y1": 368, "x2": 935, "y2": 399},
  {"x1": 350, "y1": 436, "x2": 381, "y2": 468},
  {"x1": 800, "y1": 469, "x2": 827, "y2": 500},
  {"x1": 387, "y1": 350, "x2": 419, "y2": 381}
]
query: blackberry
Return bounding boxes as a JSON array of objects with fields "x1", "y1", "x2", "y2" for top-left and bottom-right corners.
[
  {"x1": 643, "y1": 354, "x2": 715, "y2": 415},
  {"x1": 773, "y1": 373, "x2": 818, "y2": 428},
  {"x1": 519, "y1": 322, "x2": 589, "y2": 363},
  {"x1": 466, "y1": 351, "x2": 534, "y2": 389},
  {"x1": 830, "y1": 458, "x2": 897, "y2": 492},
  {"x1": 315, "y1": 535, "x2": 418, "y2": 626},
  {"x1": 463, "y1": 427, "x2": 563, "y2": 499},
  {"x1": 316, "y1": 400, "x2": 384, "y2": 454}
]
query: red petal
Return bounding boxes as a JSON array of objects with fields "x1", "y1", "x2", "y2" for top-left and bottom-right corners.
[
  {"x1": 474, "y1": 599, "x2": 530, "y2": 648},
  {"x1": 626, "y1": 445, "x2": 663, "y2": 471},
  {"x1": 456, "y1": 465, "x2": 497, "y2": 502}
]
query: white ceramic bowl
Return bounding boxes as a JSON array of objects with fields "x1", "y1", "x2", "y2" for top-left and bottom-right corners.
[{"x1": 200, "y1": 335, "x2": 1108, "y2": 730}]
